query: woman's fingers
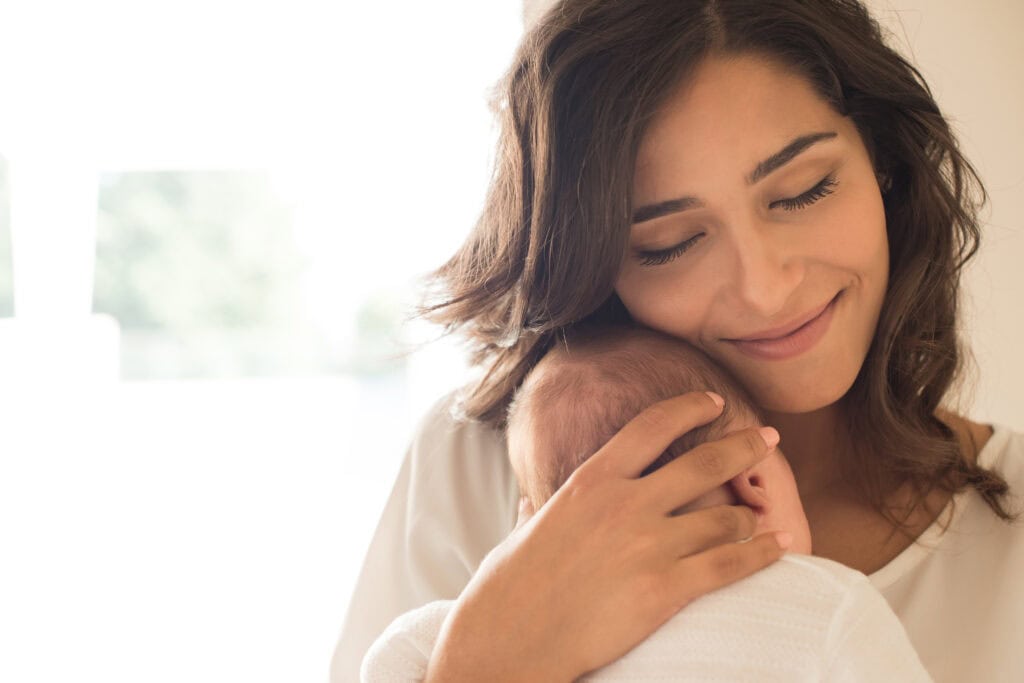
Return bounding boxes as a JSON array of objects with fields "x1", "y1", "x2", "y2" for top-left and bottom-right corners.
[
  {"x1": 430, "y1": 408, "x2": 787, "y2": 682},
  {"x1": 666, "y1": 532, "x2": 789, "y2": 611},
  {"x1": 644, "y1": 426, "x2": 778, "y2": 513},
  {"x1": 587, "y1": 391, "x2": 726, "y2": 477},
  {"x1": 664, "y1": 504, "x2": 759, "y2": 557}
]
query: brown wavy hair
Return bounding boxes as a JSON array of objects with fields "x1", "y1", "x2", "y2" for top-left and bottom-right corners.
[{"x1": 418, "y1": 0, "x2": 1016, "y2": 527}]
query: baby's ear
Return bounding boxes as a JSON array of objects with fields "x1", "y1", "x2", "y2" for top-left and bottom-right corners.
[{"x1": 730, "y1": 468, "x2": 770, "y2": 516}]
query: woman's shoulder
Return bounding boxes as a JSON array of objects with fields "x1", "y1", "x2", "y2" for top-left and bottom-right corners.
[
  {"x1": 410, "y1": 388, "x2": 511, "y2": 463},
  {"x1": 405, "y1": 387, "x2": 519, "y2": 515},
  {"x1": 937, "y1": 410, "x2": 1023, "y2": 472}
]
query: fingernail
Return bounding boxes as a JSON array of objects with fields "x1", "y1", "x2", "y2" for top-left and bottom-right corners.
[
  {"x1": 705, "y1": 391, "x2": 725, "y2": 408},
  {"x1": 758, "y1": 426, "x2": 780, "y2": 449},
  {"x1": 774, "y1": 531, "x2": 793, "y2": 550}
]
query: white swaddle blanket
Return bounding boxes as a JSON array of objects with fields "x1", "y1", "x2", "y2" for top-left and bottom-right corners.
[{"x1": 361, "y1": 553, "x2": 932, "y2": 682}]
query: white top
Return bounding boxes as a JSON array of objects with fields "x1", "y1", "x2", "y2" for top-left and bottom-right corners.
[
  {"x1": 331, "y1": 393, "x2": 1024, "y2": 683},
  {"x1": 360, "y1": 554, "x2": 932, "y2": 683}
]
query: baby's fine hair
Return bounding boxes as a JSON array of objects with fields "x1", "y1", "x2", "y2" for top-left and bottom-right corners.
[{"x1": 507, "y1": 323, "x2": 763, "y2": 511}]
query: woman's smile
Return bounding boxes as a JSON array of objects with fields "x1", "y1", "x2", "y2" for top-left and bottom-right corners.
[{"x1": 724, "y1": 290, "x2": 843, "y2": 361}]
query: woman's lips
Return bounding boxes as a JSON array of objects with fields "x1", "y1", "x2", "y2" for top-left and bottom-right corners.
[{"x1": 726, "y1": 292, "x2": 841, "y2": 361}]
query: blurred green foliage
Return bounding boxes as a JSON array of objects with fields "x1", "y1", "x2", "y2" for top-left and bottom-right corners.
[
  {"x1": 351, "y1": 289, "x2": 410, "y2": 375},
  {"x1": 0, "y1": 156, "x2": 13, "y2": 318},
  {"x1": 92, "y1": 170, "x2": 407, "y2": 379},
  {"x1": 94, "y1": 171, "x2": 304, "y2": 332}
]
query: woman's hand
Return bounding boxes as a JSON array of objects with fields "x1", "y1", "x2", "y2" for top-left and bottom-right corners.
[{"x1": 424, "y1": 391, "x2": 788, "y2": 683}]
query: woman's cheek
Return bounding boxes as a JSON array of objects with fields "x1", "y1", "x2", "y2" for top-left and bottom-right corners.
[
  {"x1": 616, "y1": 267, "x2": 708, "y2": 344},
  {"x1": 822, "y1": 174, "x2": 888, "y2": 268}
]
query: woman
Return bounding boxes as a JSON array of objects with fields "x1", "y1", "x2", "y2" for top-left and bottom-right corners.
[{"x1": 333, "y1": 1, "x2": 1023, "y2": 681}]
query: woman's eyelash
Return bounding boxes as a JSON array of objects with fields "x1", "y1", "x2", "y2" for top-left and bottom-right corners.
[
  {"x1": 772, "y1": 174, "x2": 838, "y2": 211},
  {"x1": 635, "y1": 174, "x2": 839, "y2": 267},
  {"x1": 637, "y1": 234, "x2": 704, "y2": 266}
]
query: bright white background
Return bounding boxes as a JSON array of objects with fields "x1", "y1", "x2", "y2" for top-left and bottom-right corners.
[
  {"x1": 0, "y1": 1, "x2": 523, "y2": 682},
  {"x1": 0, "y1": 1, "x2": 1020, "y2": 682}
]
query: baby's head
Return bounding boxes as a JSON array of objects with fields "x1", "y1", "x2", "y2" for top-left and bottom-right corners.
[{"x1": 506, "y1": 323, "x2": 812, "y2": 554}]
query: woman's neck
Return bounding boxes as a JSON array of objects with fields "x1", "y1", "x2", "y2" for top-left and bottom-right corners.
[
  {"x1": 764, "y1": 401, "x2": 901, "y2": 572},
  {"x1": 763, "y1": 402, "x2": 849, "y2": 499},
  {"x1": 764, "y1": 402, "x2": 992, "y2": 498},
  {"x1": 762, "y1": 402, "x2": 993, "y2": 573}
]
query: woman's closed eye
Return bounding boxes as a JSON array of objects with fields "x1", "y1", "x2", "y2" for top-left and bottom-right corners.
[
  {"x1": 634, "y1": 174, "x2": 840, "y2": 267},
  {"x1": 770, "y1": 173, "x2": 838, "y2": 211},
  {"x1": 636, "y1": 233, "x2": 704, "y2": 267}
]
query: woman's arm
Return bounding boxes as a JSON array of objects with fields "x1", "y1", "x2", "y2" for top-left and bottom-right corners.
[{"x1": 423, "y1": 392, "x2": 789, "y2": 683}]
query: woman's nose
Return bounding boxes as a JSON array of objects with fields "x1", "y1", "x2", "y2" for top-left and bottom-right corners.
[{"x1": 727, "y1": 223, "x2": 805, "y2": 318}]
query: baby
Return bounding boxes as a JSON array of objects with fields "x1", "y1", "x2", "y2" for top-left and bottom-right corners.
[{"x1": 362, "y1": 324, "x2": 933, "y2": 682}]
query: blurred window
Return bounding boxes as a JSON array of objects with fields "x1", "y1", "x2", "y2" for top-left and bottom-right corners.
[{"x1": 93, "y1": 170, "x2": 405, "y2": 380}]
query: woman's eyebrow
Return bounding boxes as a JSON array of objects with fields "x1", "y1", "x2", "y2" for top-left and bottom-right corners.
[
  {"x1": 746, "y1": 131, "x2": 838, "y2": 184},
  {"x1": 632, "y1": 196, "x2": 704, "y2": 224},
  {"x1": 631, "y1": 130, "x2": 839, "y2": 225}
]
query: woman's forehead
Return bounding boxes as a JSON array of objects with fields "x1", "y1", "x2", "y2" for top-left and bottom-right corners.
[{"x1": 635, "y1": 55, "x2": 843, "y2": 174}]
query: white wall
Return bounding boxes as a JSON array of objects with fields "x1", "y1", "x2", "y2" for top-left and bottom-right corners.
[{"x1": 865, "y1": 0, "x2": 1024, "y2": 425}]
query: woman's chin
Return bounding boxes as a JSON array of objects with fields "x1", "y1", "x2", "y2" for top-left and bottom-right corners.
[{"x1": 751, "y1": 381, "x2": 850, "y2": 415}]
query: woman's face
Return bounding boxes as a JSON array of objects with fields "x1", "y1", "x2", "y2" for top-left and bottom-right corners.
[{"x1": 615, "y1": 55, "x2": 889, "y2": 414}]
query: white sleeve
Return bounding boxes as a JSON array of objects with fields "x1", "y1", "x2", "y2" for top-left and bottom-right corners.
[
  {"x1": 360, "y1": 601, "x2": 455, "y2": 683},
  {"x1": 824, "y1": 578, "x2": 934, "y2": 682},
  {"x1": 330, "y1": 393, "x2": 519, "y2": 683}
]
